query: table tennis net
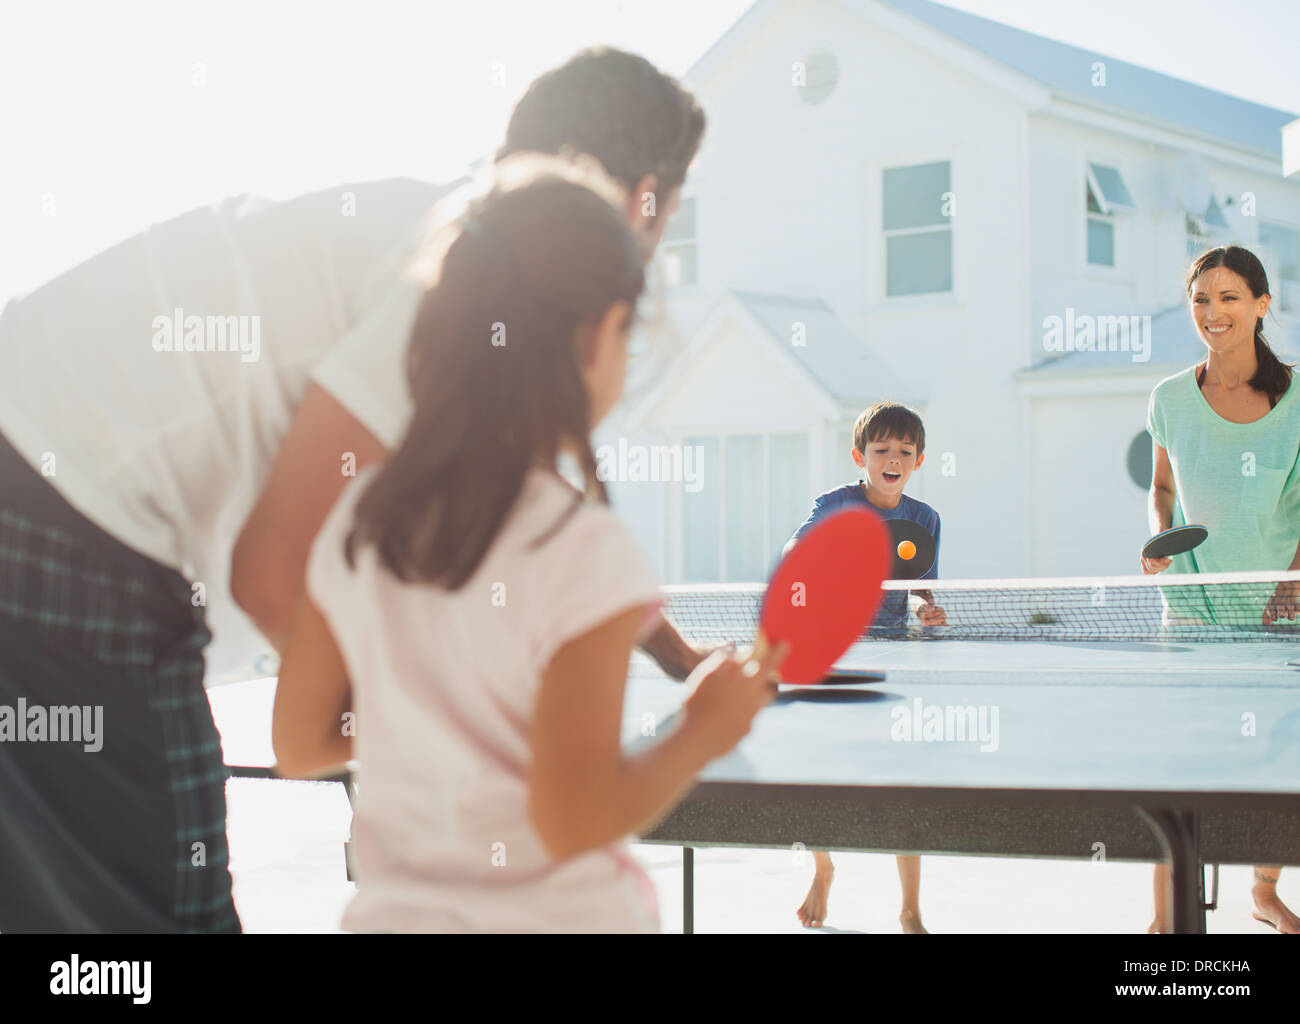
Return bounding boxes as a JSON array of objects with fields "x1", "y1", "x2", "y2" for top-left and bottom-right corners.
[{"x1": 659, "y1": 572, "x2": 1300, "y2": 644}]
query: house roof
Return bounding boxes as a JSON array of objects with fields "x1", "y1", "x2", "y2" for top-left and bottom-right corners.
[
  {"x1": 1026, "y1": 303, "x2": 1300, "y2": 373},
  {"x1": 730, "y1": 290, "x2": 904, "y2": 406},
  {"x1": 870, "y1": 0, "x2": 1295, "y2": 157}
]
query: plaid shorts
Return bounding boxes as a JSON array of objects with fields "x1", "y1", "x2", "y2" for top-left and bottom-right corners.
[{"x1": 0, "y1": 433, "x2": 240, "y2": 933}]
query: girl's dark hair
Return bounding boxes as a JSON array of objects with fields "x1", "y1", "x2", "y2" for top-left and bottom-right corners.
[
  {"x1": 498, "y1": 47, "x2": 706, "y2": 196},
  {"x1": 345, "y1": 154, "x2": 645, "y2": 588},
  {"x1": 1186, "y1": 245, "x2": 1291, "y2": 404}
]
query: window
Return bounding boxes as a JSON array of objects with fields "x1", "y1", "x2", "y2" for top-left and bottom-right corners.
[
  {"x1": 1260, "y1": 221, "x2": 1299, "y2": 311},
  {"x1": 1087, "y1": 183, "x2": 1115, "y2": 266},
  {"x1": 681, "y1": 432, "x2": 811, "y2": 582},
  {"x1": 1085, "y1": 162, "x2": 1134, "y2": 268},
  {"x1": 1204, "y1": 195, "x2": 1228, "y2": 230},
  {"x1": 682, "y1": 437, "x2": 720, "y2": 580},
  {"x1": 1087, "y1": 163, "x2": 1135, "y2": 210},
  {"x1": 1186, "y1": 197, "x2": 1228, "y2": 262},
  {"x1": 662, "y1": 197, "x2": 697, "y2": 288},
  {"x1": 882, "y1": 161, "x2": 952, "y2": 296}
]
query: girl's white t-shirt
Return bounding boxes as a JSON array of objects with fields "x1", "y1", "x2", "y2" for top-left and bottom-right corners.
[{"x1": 307, "y1": 466, "x2": 664, "y2": 933}]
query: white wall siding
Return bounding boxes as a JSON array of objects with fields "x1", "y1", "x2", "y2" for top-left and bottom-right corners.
[{"x1": 1027, "y1": 391, "x2": 1152, "y2": 576}]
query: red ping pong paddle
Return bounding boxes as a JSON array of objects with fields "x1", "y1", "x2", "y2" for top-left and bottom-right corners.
[
  {"x1": 1142, "y1": 524, "x2": 1207, "y2": 560},
  {"x1": 756, "y1": 507, "x2": 891, "y2": 685}
]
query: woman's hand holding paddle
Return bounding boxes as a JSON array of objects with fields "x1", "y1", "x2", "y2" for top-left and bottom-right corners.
[{"x1": 1140, "y1": 524, "x2": 1206, "y2": 575}]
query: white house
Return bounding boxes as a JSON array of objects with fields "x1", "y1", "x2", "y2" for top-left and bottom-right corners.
[{"x1": 602, "y1": 0, "x2": 1300, "y2": 582}]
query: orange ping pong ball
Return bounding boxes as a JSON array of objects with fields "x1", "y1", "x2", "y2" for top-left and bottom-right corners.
[{"x1": 897, "y1": 540, "x2": 916, "y2": 561}]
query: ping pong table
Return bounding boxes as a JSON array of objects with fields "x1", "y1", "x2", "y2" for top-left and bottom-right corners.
[{"x1": 627, "y1": 577, "x2": 1300, "y2": 934}]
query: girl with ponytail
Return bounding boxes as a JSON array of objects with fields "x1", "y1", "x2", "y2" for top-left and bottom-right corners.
[
  {"x1": 1143, "y1": 244, "x2": 1300, "y2": 933},
  {"x1": 271, "y1": 155, "x2": 784, "y2": 932}
]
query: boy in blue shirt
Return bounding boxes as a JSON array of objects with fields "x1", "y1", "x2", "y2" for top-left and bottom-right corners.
[{"x1": 789, "y1": 401, "x2": 944, "y2": 932}]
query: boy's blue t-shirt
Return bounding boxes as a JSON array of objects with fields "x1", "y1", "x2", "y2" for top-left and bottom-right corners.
[{"x1": 789, "y1": 483, "x2": 942, "y2": 630}]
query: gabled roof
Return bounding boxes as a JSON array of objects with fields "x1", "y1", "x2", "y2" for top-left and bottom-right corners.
[
  {"x1": 731, "y1": 290, "x2": 903, "y2": 406},
  {"x1": 691, "y1": 1, "x2": 1295, "y2": 158},
  {"x1": 870, "y1": 0, "x2": 1295, "y2": 156},
  {"x1": 622, "y1": 289, "x2": 902, "y2": 427}
]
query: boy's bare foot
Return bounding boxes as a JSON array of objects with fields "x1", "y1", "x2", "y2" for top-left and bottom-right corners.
[
  {"x1": 899, "y1": 909, "x2": 927, "y2": 934},
  {"x1": 1147, "y1": 918, "x2": 1169, "y2": 934},
  {"x1": 797, "y1": 872, "x2": 833, "y2": 928},
  {"x1": 1252, "y1": 881, "x2": 1300, "y2": 933}
]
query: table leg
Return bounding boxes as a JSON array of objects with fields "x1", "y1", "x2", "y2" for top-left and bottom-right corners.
[
  {"x1": 1136, "y1": 807, "x2": 1205, "y2": 934},
  {"x1": 683, "y1": 847, "x2": 694, "y2": 934}
]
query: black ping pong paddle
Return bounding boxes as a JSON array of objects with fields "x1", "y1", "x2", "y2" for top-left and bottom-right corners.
[
  {"x1": 886, "y1": 518, "x2": 936, "y2": 579},
  {"x1": 1142, "y1": 524, "x2": 1207, "y2": 560},
  {"x1": 813, "y1": 668, "x2": 886, "y2": 685}
]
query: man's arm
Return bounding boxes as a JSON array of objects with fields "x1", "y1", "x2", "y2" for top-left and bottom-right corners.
[
  {"x1": 643, "y1": 510, "x2": 814, "y2": 681},
  {"x1": 272, "y1": 593, "x2": 355, "y2": 777},
  {"x1": 640, "y1": 615, "x2": 713, "y2": 681},
  {"x1": 231, "y1": 383, "x2": 388, "y2": 652},
  {"x1": 233, "y1": 383, "x2": 711, "y2": 675}
]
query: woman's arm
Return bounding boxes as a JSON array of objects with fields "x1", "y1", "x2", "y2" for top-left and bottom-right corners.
[
  {"x1": 1148, "y1": 442, "x2": 1176, "y2": 534},
  {"x1": 271, "y1": 595, "x2": 354, "y2": 778},
  {"x1": 1144, "y1": 442, "x2": 1177, "y2": 573},
  {"x1": 1263, "y1": 540, "x2": 1300, "y2": 624}
]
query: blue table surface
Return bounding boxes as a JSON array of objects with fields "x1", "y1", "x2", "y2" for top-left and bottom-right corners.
[{"x1": 622, "y1": 639, "x2": 1300, "y2": 796}]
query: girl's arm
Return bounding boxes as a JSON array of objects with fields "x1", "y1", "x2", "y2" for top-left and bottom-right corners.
[
  {"x1": 271, "y1": 595, "x2": 354, "y2": 778},
  {"x1": 529, "y1": 608, "x2": 779, "y2": 860}
]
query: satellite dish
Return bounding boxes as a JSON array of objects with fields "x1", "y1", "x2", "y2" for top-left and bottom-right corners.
[{"x1": 1175, "y1": 154, "x2": 1212, "y2": 215}]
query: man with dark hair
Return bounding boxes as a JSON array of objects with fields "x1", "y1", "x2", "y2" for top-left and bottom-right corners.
[
  {"x1": 499, "y1": 47, "x2": 705, "y2": 199},
  {"x1": 0, "y1": 47, "x2": 707, "y2": 933}
]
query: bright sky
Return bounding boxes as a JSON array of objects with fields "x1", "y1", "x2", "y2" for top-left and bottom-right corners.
[{"x1": 2, "y1": 0, "x2": 1296, "y2": 302}]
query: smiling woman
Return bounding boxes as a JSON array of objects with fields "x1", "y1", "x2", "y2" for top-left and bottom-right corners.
[
  {"x1": 1186, "y1": 246, "x2": 1289, "y2": 409},
  {"x1": 1142, "y1": 243, "x2": 1300, "y2": 934}
]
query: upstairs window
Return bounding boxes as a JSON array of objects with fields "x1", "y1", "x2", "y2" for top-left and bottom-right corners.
[
  {"x1": 882, "y1": 161, "x2": 952, "y2": 296},
  {"x1": 1260, "y1": 221, "x2": 1299, "y2": 311},
  {"x1": 662, "y1": 197, "x2": 697, "y2": 288},
  {"x1": 1085, "y1": 162, "x2": 1134, "y2": 268},
  {"x1": 1186, "y1": 196, "x2": 1228, "y2": 262}
]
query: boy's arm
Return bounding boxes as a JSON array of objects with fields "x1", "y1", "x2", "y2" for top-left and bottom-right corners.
[{"x1": 910, "y1": 514, "x2": 945, "y2": 625}]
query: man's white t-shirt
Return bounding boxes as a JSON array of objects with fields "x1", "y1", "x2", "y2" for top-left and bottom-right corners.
[
  {"x1": 0, "y1": 178, "x2": 453, "y2": 664},
  {"x1": 307, "y1": 466, "x2": 664, "y2": 933}
]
